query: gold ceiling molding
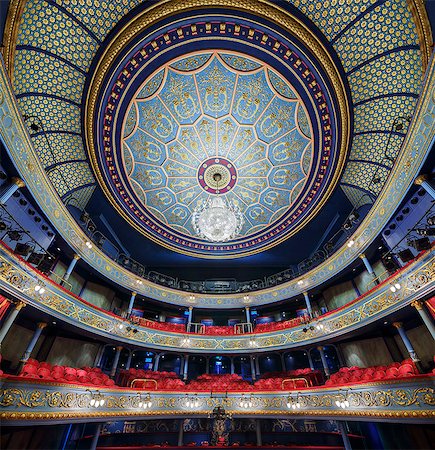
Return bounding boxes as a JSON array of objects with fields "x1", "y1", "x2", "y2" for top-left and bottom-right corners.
[
  {"x1": 1, "y1": 0, "x2": 26, "y2": 81},
  {"x1": 84, "y1": 0, "x2": 351, "y2": 258},
  {"x1": 407, "y1": 0, "x2": 433, "y2": 71}
]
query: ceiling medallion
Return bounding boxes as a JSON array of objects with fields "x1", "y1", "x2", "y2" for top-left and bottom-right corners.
[{"x1": 192, "y1": 171, "x2": 244, "y2": 242}]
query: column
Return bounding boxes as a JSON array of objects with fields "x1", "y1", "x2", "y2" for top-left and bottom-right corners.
[
  {"x1": 0, "y1": 177, "x2": 25, "y2": 204},
  {"x1": 159, "y1": 313, "x2": 166, "y2": 322},
  {"x1": 183, "y1": 355, "x2": 189, "y2": 381},
  {"x1": 245, "y1": 306, "x2": 251, "y2": 323},
  {"x1": 177, "y1": 419, "x2": 184, "y2": 447},
  {"x1": 0, "y1": 301, "x2": 25, "y2": 344},
  {"x1": 187, "y1": 306, "x2": 193, "y2": 328},
  {"x1": 110, "y1": 346, "x2": 123, "y2": 377},
  {"x1": 359, "y1": 253, "x2": 378, "y2": 284},
  {"x1": 303, "y1": 292, "x2": 312, "y2": 317},
  {"x1": 125, "y1": 350, "x2": 133, "y2": 370},
  {"x1": 62, "y1": 254, "x2": 80, "y2": 283},
  {"x1": 255, "y1": 419, "x2": 262, "y2": 447},
  {"x1": 337, "y1": 421, "x2": 352, "y2": 450},
  {"x1": 20, "y1": 322, "x2": 47, "y2": 365},
  {"x1": 307, "y1": 350, "x2": 314, "y2": 370},
  {"x1": 415, "y1": 174, "x2": 435, "y2": 200},
  {"x1": 230, "y1": 357, "x2": 235, "y2": 374},
  {"x1": 89, "y1": 423, "x2": 103, "y2": 450},
  {"x1": 127, "y1": 291, "x2": 137, "y2": 315},
  {"x1": 250, "y1": 356, "x2": 256, "y2": 381},
  {"x1": 317, "y1": 346, "x2": 330, "y2": 377},
  {"x1": 393, "y1": 322, "x2": 420, "y2": 362},
  {"x1": 205, "y1": 356, "x2": 210, "y2": 374},
  {"x1": 93, "y1": 345, "x2": 106, "y2": 368},
  {"x1": 153, "y1": 353, "x2": 161, "y2": 371},
  {"x1": 255, "y1": 356, "x2": 260, "y2": 378},
  {"x1": 280, "y1": 353, "x2": 286, "y2": 371},
  {"x1": 411, "y1": 300, "x2": 435, "y2": 340}
]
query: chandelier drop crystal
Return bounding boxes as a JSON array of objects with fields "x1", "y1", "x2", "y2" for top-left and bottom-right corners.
[{"x1": 192, "y1": 173, "x2": 244, "y2": 242}]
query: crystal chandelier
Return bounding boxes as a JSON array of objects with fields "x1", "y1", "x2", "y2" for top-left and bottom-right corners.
[{"x1": 192, "y1": 173, "x2": 243, "y2": 242}]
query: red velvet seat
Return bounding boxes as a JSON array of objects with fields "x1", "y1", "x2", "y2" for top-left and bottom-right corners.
[
  {"x1": 385, "y1": 367, "x2": 399, "y2": 378},
  {"x1": 373, "y1": 370, "x2": 386, "y2": 380},
  {"x1": 20, "y1": 364, "x2": 38, "y2": 378},
  {"x1": 398, "y1": 364, "x2": 414, "y2": 377},
  {"x1": 37, "y1": 367, "x2": 53, "y2": 380}
]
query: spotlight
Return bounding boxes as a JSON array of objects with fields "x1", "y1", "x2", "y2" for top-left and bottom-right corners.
[
  {"x1": 7, "y1": 230, "x2": 22, "y2": 241},
  {"x1": 347, "y1": 239, "x2": 355, "y2": 248},
  {"x1": 27, "y1": 252, "x2": 44, "y2": 265},
  {"x1": 415, "y1": 228, "x2": 435, "y2": 236},
  {"x1": 15, "y1": 243, "x2": 31, "y2": 256},
  {"x1": 397, "y1": 249, "x2": 414, "y2": 263},
  {"x1": 409, "y1": 237, "x2": 431, "y2": 252},
  {"x1": 85, "y1": 241, "x2": 93, "y2": 249}
]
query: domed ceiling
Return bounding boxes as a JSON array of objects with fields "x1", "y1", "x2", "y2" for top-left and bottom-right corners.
[
  {"x1": 87, "y1": 5, "x2": 349, "y2": 258},
  {"x1": 122, "y1": 51, "x2": 314, "y2": 244},
  {"x1": 3, "y1": 0, "x2": 432, "y2": 268}
]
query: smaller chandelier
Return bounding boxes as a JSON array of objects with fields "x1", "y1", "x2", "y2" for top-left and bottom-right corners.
[{"x1": 192, "y1": 173, "x2": 244, "y2": 242}]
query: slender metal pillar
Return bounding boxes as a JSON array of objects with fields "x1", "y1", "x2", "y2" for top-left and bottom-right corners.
[
  {"x1": 415, "y1": 174, "x2": 435, "y2": 199},
  {"x1": 20, "y1": 322, "x2": 47, "y2": 364},
  {"x1": 255, "y1": 356, "x2": 260, "y2": 377},
  {"x1": 110, "y1": 346, "x2": 123, "y2": 377},
  {"x1": 245, "y1": 306, "x2": 251, "y2": 323},
  {"x1": 303, "y1": 292, "x2": 313, "y2": 317},
  {"x1": 177, "y1": 419, "x2": 184, "y2": 446},
  {"x1": 337, "y1": 421, "x2": 352, "y2": 450},
  {"x1": 255, "y1": 419, "x2": 262, "y2": 446},
  {"x1": 187, "y1": 306, "x2": 193, "y2": 328},
  {"x1": 359, "y1": 253, "x2": 378, "y2": 283},
  {"x1": 62, "y1": 254, "x2": 80, "y2": 283},
  {"x1": 250, "y1": 356, "x2": 256, "y2": 381},
  {"x1": 94, "y1": 345, "x2": 105, "y2": 368},
  {"x1": 183, "y1": 354, "x2": 189, "y2": 381},
  {"x1": 411, "y1": 300, "x2": 435, "y2": 340},
  {"x1": 0, "y1": 301, "x2": 25, "y2": 344},
  {"x1": 89, "y1": 423, "x2": 103, "y2": 450},
  {"x1": 206, "y1": 356, "x2": 210, "y2": 374},
  {"x1": 153, "y1": 353, "x2": 161, "y2": 371},
  {"x1": 280, "y1": 353, "x2": 286, "y2": 371},
  {"x1": 317, "y1": 346, "x2": 330, "y2": 377},
  {"x1": 230, "y1": 357, "x2": 235, "y2": 374},
  {"x1": 125, "y1": 350, "x2": 133, "y2": 370},
  {"x1": 393, "y1": 322, "x2": 420, "y2": 362},
  {"x1": 307, "y1": 350, "x2": 314, "y2": 370},
  {"x1": 0, "y1": 177, "x2": 25, "y2": 204},
  {"x1": 127, "y1": 291, "x2": 137, "y2": 315}
]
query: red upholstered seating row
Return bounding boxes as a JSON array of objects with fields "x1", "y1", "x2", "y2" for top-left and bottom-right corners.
[
  {"x1": 186, "y1": 373, "x2": 252, "y2": 391},
  {"x1": 325, "y1": 359, "x2": 418, "y2": 386},
  {"x1": 118, "y1": 369, "x2": 185, "y2": 390},
  {"x1": 254, "y1": 369, "x2": 323, "y2": 390},
  {"x1": 19, "y1": 358, "x2": 116, "y2": 387},
  {"x1": 254, "y1": 317, "x2": 303, "y2": 333}
]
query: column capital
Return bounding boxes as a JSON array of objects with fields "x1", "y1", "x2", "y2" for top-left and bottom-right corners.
[
  {"x1": 15, "y1": 301, "x2": 26, "y2": 311},
  {"x1": 131, "y1": 291, "x2": 137, "y2": 297},
  {"x1": 303, "y1": 291, "x2": 309, "y2": 296},
  {"x1": 11, "y1": 177, "x2": 25, "y2": 188},
  {"x1": 73, "y1": 254, "x2": 81, "y2": 261},
  {"x1": 414, "y1": 174, "x2": 429, "y2": 185},
  {"x1": 392, "y1": 321, "x2": 403, "y2": 329},
  {"x1": 358, "y1": 253, "x2": 366, "y2": 259},
  {"x1": 116, "y1": 345, "x2": 123, "y2": 352},
  {"x1": 188, "y1": 305, "x2": 193, "y2": 310},
  {"x1": 37, "y1": 322, "x2": 47, "y2": 329},
  {"x1": 245, "y1": 305, "x2": 250, "y2": 310},
  {"x1": 317, "y1": 346, "x2": 324, "y2": 351},
  {"x1": 411, "y1": 300, "x2": 423, "y2": 310}
]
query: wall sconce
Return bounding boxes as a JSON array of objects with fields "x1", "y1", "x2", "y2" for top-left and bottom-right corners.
[
  {"x1": 137, "y1": 393, "x2": 152, "y2": 409},
  {"x1": 86, "y1": 389, "x2": 106, "y2": 408}
]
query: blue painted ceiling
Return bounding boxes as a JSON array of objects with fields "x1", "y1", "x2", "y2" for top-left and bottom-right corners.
[{"x1": 3, "y1": 0, "x2": 433, "y2": 280}]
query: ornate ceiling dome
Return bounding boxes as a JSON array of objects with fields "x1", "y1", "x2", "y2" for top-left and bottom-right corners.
[{"x1": 86, "y1": 4, "x2": 350, "y2": 258}]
